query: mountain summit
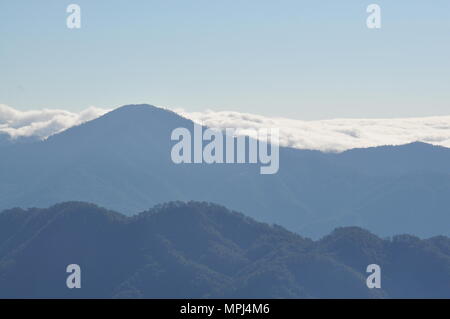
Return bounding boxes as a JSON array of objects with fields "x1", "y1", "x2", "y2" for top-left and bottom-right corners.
[{"x1": 0, "y1": 104, "x2": 449, "y2": 238}]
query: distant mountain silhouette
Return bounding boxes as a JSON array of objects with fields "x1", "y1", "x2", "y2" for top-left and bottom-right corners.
[
  {"x1": 0, "y1": 133, "x2": 39, "y2": 147},
  {"x1": 1, "y1": 104, "x2": 450, "y2": 238},
  {"x1": 0, "y1": 202, "x2": 448, "y2": 298},
  {"x1": 0, "y1": 133, "x2": 11, "y2": 146}
]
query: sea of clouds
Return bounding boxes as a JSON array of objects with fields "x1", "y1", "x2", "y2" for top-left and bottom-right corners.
[
  {"x1": 176, "y1": 109, "x2": 450, "y2": 152},
  {"x1": 1, "y1": 103, "x2": 449, "y2": 152},
  {"x1": 0, "y1": 104, "x2": 109, "y2": 140}
]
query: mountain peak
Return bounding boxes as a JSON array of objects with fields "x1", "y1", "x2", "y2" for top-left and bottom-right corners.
[
  {"x1": 45, "y1": 103, "x2": 192, "y2": 146},
  {"x1": 109, "y1": 103, "x2": 163, "y2": 114},
  {"x1": 103, "y1": 104, "x2": 185, "y2": 122}
]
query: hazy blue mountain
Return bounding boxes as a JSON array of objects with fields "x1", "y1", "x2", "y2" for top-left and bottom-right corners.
[
  {"x1": 0, "y1": 133, "x2": 11, "y2": 146},
  {"x1": 0, "y1": 104, "x2": 449, "y2": 238},
  {"x1": 0, "y1": 133, "x2": 39, "y2": 147},
  {"x1": 0, "y1": 202, "x2": 448, "y2": 298}
]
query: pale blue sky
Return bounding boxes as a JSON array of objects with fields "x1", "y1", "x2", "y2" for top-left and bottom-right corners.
[{"x1": 1, "y1": 1, "x2": 449, "y2": 119}]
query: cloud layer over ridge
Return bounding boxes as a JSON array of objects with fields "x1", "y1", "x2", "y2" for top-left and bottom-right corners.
[
  {"x1": 1, "y1": 103, "x2": 449, "y2": 152},
  {"x1": 176, "y1": 109, "x2": 450, "y2": 152},
  {"x1": 0, "y1": 104, "x2": 109, "y2": 140}
]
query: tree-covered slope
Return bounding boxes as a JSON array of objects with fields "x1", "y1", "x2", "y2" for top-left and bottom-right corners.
[{"x1": 0, "y1": 202, "x2": 448, "y2": 298}]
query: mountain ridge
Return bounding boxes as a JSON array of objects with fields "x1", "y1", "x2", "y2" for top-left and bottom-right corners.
[
  {"x1": 1, "y1": 104, "x2": 449, "y2": 238},
  {"x1": 0, "y1": 201, "x2": 449, "y2": 298}
]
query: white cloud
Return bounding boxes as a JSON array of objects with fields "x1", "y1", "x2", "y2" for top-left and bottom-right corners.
[
  {"x1": 0, "y1": 104, "x2": 110, "y2": 140},
  {"x1": 1, "y1": 104, "x2": 449, "y2": 152},
  {"x1": 175, "y1": 109, "x2": 450, "y2": 152}
]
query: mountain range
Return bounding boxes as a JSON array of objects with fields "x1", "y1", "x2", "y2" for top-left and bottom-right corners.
[
  {"x1": 0, "y1": 104, "x2": 449, "y2": 238},
  {"x1": 0, "y1": 201, "x2": 449, "y2": 298}
]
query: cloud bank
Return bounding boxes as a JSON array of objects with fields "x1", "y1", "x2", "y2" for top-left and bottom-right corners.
[
  {"x1": 0, "y1": 104, "x2": 109, "y2": 140},
  {"x1": 176, "y1": 109, "x2": 450, "y2": 152},
  {"x1": 1, "y1": 103, "x2": 449, "y2": 152}
]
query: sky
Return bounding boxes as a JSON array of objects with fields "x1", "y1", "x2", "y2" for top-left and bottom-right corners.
[{"x1": 1, "y1": 1, "x2": 449, "y2": 120}]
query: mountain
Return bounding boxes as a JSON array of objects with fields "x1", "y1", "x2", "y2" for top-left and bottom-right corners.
[
  {"x1": 0, "y1": 201, "x2": 449, "y2": 298},
  {"x1": 0, "y1": 133, "x2": 11, "y2": 146},
  {"x1": 0, "y1": 104, "x2": 450, "y2": 238},
  {"x1": 0, "y1": 133, "x2": 39, "y2": 147}
]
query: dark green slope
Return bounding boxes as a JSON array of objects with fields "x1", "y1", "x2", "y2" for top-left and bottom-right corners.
[{"x1": 0, "y1": 202, "x2": 448, "y2": 298}]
